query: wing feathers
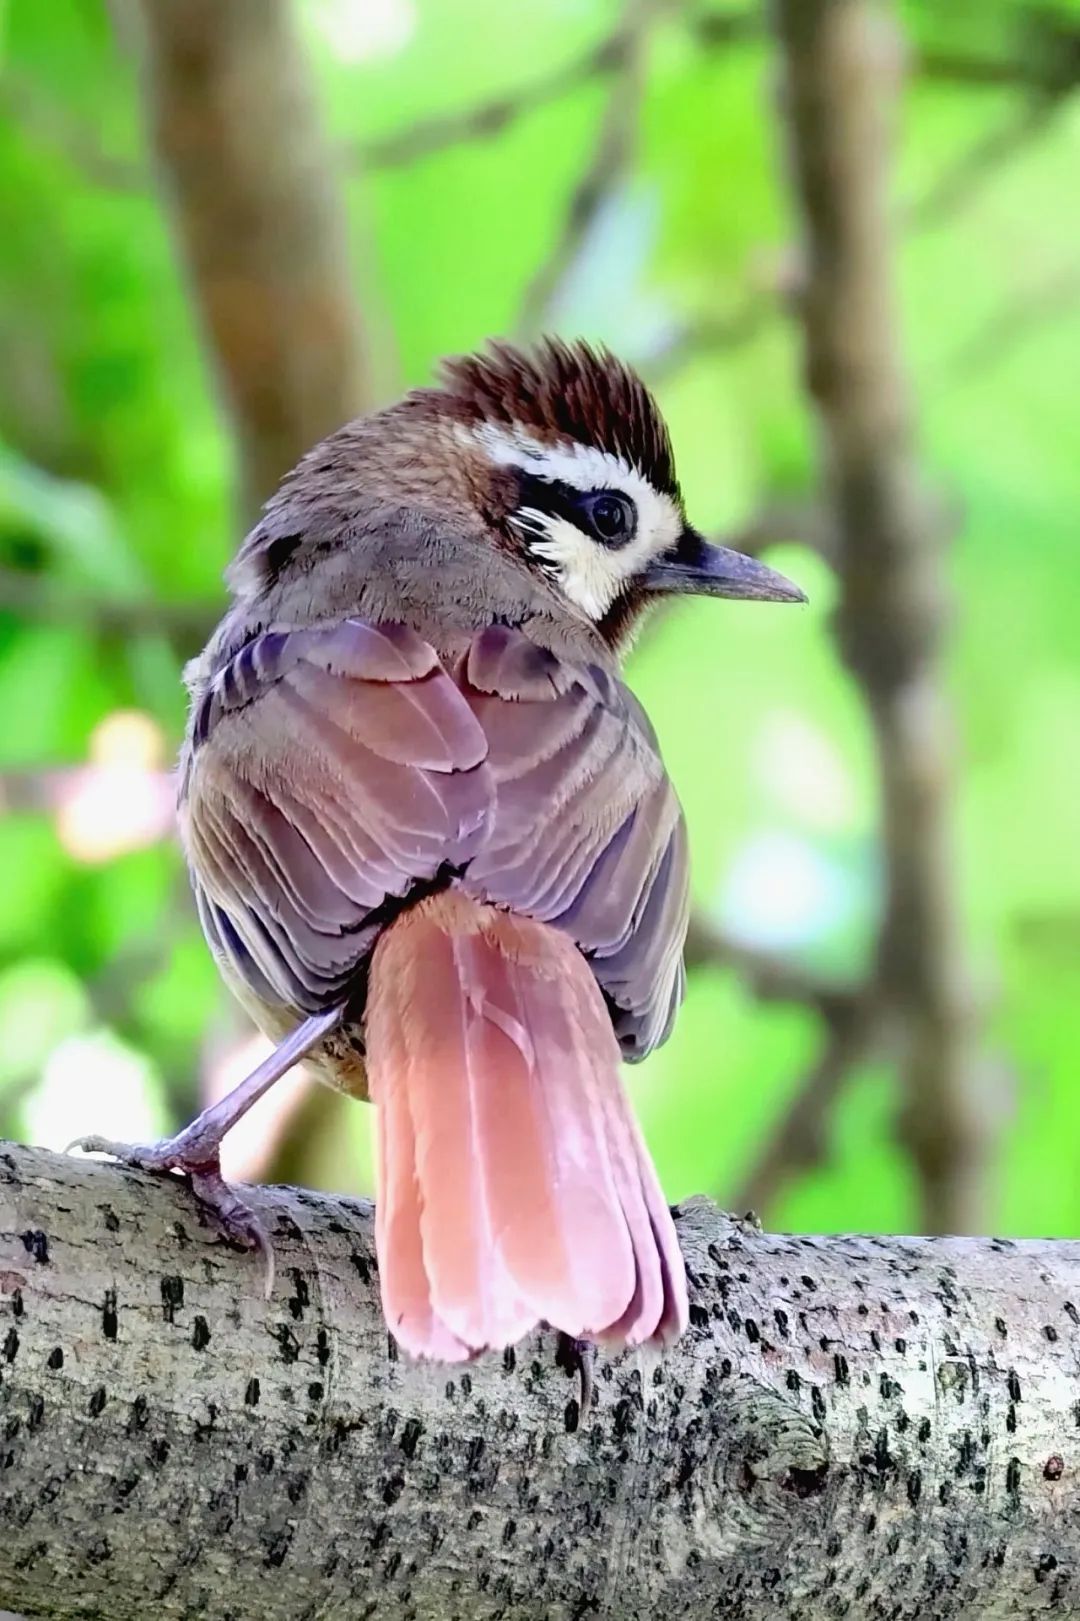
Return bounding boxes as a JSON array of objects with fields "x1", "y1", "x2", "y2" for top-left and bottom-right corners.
[
  {"x1": 182, "y1": 622, "x2": 491, "y2": 1016},
  {"x1": 460, "y1": 631, "x2": 687, "y2": 1055},
  {"x1": 184, "y1": 618, "x2": 686, "y2": 1054}
]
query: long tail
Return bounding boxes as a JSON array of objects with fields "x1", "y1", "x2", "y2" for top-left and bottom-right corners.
[{"x1": 366, "y1": 890, "x2": 688, "y2": 1361}]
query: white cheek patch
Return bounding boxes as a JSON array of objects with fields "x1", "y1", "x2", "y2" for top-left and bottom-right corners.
[
  {"x1": 470, "y1": 423, "x2": 682, "y2": 620},
  {"x1": 512, "y1": 509, "x2": 633, "y2": 620}
]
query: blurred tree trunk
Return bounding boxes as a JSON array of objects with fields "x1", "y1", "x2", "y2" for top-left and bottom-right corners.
[
  {"x1": 4, "y1": 1141, "x2": 1080, "y2": 1620},
  {"x1": 114, "y1": 0, "x2": 378, "y2": 1194},
  {"x1": 118, "y1": 0, "x2": 371, "y2": 517},
  {"x1": 773, "y1": 0, "x2": 991, "y2": 1232}
]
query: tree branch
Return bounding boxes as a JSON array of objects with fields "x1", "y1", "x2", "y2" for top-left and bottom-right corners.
[
  {"x1": 516, "y1": 0, "x2": 656, "y2": 337},
  {"x1": 358, "y1": 13, "x2": 1080, "y2": 175},
  {"x1": 907, "y1": 90, "x2": 1070, "y2": 232},
  {"x1": 0, "y1": 72, "x2": 144, "y2": 190},
  {"x1": 773, "y1": 0, "x2": 990, "y2": 1234},
  {"x1": 355, "y1": 27, "x2": 636, "y2": 169},
  {"x1": 121, "y1": 0, "x2": 371, "y2": 515},
  {"x1": 0, "y1": 568, "x2": 218, "y2": 645},
  {"x1": 639, "y1": 294, "x2": 779, "y2": 382},
  {"x1": 947, "y1": 265, "x2": 1080, "y2": 381},
  {"x1": 9, "y1": 11, "x2": 1080, "y2": 200},
  {"x1": 730, "y1": 995, "x2": 879, "y2": 1215},
  {"x1": 103, "y1": 0, "x2": 381, "y2": 1194},
  {"x1": 918, "y1": 15, "x2": 1080, "y2": 94},
  {"x1": 683, "y1": 921, "x2": 875, "y2": 1216},
  {"x1": 2, "y1": 1141, "x2": 1079, "y2": 1619},
  {"x1": 683, "y1": 914, "x2": 859, "y2": 1024}
]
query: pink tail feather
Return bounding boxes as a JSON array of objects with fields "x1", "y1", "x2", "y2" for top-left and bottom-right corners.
[{"x1": 366, "y1": 890, "x2": 688, "y2": 1359}]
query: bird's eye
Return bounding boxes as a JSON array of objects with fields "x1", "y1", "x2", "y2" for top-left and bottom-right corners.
[{"x1": 583, "y1": 491, "x2": 635, "y2": 547}]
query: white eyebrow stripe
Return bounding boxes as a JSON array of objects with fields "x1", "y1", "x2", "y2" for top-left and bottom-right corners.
[
  {"x1": 472, "y1": 422, "x2": 655, "y2": 504},
  {"x1": 473, "y1": 421, "x2": 683, "y2": 621}
]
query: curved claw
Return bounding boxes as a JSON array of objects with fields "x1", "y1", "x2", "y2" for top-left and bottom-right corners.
[
  {"x1": 189, "y1": 1167, "x2": 276, "y2": 1299},
  {"x1": 67, "y1": 1133, "x2": 275, "y2": 1297},
  {"x1": 64, "y1": 1015, "x2": 342, "y2": 1299},
  {"x1": 555, "y1": 1332, "x2": 597, "y2": 1423}
]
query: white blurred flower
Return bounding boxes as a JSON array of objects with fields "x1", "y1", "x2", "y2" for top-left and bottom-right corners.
[
  {"x1": 90, "y1": 709, "x2": 165, "y2": 769},
  {"x1": 721, "y1": 829, "x2": 855, "y2": 951},
  {"x1": 754, "y1": 709, "x2": 855, "y2": 831},
  {"x1": 54, "y1": 709, "x2": 175, "y2": 864},
  {"x1": 309, "y1": 0, "x2": 415, "y2": 62},
  {"x1": 26, "y1": 1030, "x2": 166, "y2": 1151}
]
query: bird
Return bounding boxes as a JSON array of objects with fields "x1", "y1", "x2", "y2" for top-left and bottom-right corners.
[{"x1": 73, "y1": 338, "x2": 804, "y2": 1363}]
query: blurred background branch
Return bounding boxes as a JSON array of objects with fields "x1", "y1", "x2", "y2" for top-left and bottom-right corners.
[
  {"x1": 517, "y1": 0, "x2": 659, "y2": 335},
  {"x1": 354, "y1": 17, "x2": 649, "y2": 169},
  {"x1": 732, "y1": 993, "x2": 879, "y2": 1215},
  {"x1": 775, "y1": 0, "x2": 990, "y2": 1232},
  {"x1": 115, "y1": 0, "x2": 373, "y2": 516}
]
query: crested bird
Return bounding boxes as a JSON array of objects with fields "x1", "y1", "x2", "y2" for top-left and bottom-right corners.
[{"x1": 73, "y1": 340, "x2": 804, "y2": 1361}]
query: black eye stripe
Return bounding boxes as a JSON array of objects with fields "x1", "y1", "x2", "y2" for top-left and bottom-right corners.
[
  {"x1": 515, "y1": 473, "x2": 588, "y2": 529},
  {"x1": 514, "y1": 473, "x2": 637, "y2": 549}
]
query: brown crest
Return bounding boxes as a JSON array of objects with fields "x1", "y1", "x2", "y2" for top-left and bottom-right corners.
[{"x1": 438, "y1": 338, "x2": 680, "y2": 499}]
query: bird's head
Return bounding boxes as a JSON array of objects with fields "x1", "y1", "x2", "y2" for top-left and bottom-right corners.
[
  {"x1": 228, "y1": 338, "x2": 804, "y2": 648},
  {"x1": 439, "y1": 338, "x2": 805, "y2": 647}
]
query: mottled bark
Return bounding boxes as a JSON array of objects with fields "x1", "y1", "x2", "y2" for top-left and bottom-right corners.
[
  {"x1": 773, "y1": 0, "x2": 989, "y2": 1233},
  {"x1": 119, "y1": 0, "x2": 370, "y2": 515},
  {"x1": 2, "y1": 1142, "x2": 1078, "y2": 1620}
]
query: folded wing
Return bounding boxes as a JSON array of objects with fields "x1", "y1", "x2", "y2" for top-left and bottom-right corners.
[
  {"x1": 183, "y1": 618, "x2": 688, "y2": 1063},
  {"x1": 459, "y1": 625, "x2": 689, "y2": 1060},
  {"x1": 181, "y1": 619, "x2": 492, "y2": 1016}
]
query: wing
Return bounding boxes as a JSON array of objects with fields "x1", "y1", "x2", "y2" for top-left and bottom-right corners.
[
  {"x1": 180, "y1": 619, "x2": 491, "y2": 1017},
  {"x1": 459, "y1": 626, "x2": 689, "y2": 1060},
  {"x1": 183, "y1": 617, "x2": 687, "y2": 1061}
]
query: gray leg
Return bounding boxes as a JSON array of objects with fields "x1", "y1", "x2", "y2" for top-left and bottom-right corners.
[
  {"x1": 69, "y1": 1005, "x2": 344, "y2": 1287},
  {"x1": 555, "y1": 1332, "x2": 597, "y2": 1426}
]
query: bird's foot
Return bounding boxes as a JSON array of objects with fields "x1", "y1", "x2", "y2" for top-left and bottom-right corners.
[
  {"x1": 555, "y1": 1332, "x2": 596, "y2": 1425},
  {"x1": 69, "y1": 1129, "x2": 274, "y2": 1294}
]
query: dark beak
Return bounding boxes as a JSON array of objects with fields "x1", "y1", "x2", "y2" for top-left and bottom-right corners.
[{"x1": 642, "y1": 527, "x2": 807, "y2": 603}]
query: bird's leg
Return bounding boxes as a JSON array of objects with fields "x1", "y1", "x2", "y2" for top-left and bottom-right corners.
[
  {"x1": 555, "y1": 1331, "x2": 597, "y2": 1424},
  {"x1": 69, "y1": 1005, "x2": 344, "y2": 1279}
]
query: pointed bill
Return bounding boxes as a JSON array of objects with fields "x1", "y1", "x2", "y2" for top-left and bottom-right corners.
[{"x1": 642, "y1": 528, "x2": 807, "y2": 603}]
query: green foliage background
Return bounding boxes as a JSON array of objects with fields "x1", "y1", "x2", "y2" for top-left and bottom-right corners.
[{"x1": 2, "y1": 0, "x2": 1079, "y2": 1236}]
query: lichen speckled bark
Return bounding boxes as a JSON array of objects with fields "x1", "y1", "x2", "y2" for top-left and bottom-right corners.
[{"x1": 2, "y1": 1144, "x2": 1079, "y2": 1618}]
